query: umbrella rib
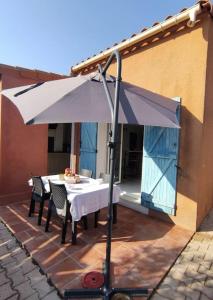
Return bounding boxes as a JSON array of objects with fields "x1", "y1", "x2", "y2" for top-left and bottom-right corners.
[
  {"x1": 14, "y1": 82, "x2": 45, "y2": 97},
  {"x1": 125, "y1": 84, "x2": 179, "y2": 114}
]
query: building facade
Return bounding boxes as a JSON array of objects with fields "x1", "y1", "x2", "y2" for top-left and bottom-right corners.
[{"x1": 71, "y1": 1, "x2": 213, "y2": 231}]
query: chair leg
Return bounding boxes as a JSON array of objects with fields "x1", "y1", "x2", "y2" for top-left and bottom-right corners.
[
  {"x1": 94, "y1": 210, "x2": 99, "y2": 228},
  {"x1": 72, "y1": 221, "x2": 77, "y2": 245},
  {"x1": 82, "y1": 216, "x2": 88, "y2": 230},
  {"x1": 45, "y1": 201, "x2": 53, "y2": 232},
  {"x1": 61, "y1": 218, "x2": 68, "y2": 244},
  {"x1": 28, "y1": 196, "x2": 35, "y2": 217},
  {"x1": 38, "y1": 200, "x2": 44, "y2": 226},
  {"x1": 113, "y1": 204, "x2": 117, "y2": 224},
  {"x1": 69, "y1": 214, "x2": 72, "y2": 223},
  {"x1": 61, "y1": 206, "x2": 71, "y2": 244}
]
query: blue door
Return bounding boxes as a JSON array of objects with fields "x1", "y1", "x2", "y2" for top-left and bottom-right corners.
[
  {"x1": 80, "y1": 123, "x2": 97, "y2": 178},
  {"x1": 141, "y1": 98, "x2": 180, "y2": 215}
]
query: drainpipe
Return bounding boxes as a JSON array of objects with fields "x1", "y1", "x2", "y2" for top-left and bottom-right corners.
[{"x1": 187, "y1": 5, "x2": 202, "y2": 27}]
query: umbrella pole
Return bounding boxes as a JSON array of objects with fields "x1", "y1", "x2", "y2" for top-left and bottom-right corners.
[{"x1": 99, "y1": 50, "x2": 121, "y2": 292}]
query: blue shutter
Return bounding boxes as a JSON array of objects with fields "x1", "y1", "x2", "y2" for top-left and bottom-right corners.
[
  {"x1": 80, "y1": 123, "x2": 97, "y2": 178},
  {"x1": 141, "y1": 97, "x2": 180, "y2": 215}
]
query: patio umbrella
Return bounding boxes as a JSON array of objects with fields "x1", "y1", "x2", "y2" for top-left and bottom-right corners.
[
  {"x1": 1, "y1": 50, "x2": 180, "y2": 299},
  {"x1": 1, "y1": 71, "x2": 179, "y2": 129}
]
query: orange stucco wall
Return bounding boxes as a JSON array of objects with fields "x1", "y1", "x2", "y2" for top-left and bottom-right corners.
[
  {"x1": 107, "y1": 17, "x2": 211, "y2": 231},
  {"x1": 0, "y1": 67, "x2": 64, "y2": 204},
  {"x1": 196, "y1": 15, "x2": 213, "y2": 228}
]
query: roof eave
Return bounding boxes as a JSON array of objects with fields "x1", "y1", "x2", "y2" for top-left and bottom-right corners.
[{"x1": 71, "y1": 1, "x2": 212, "y2": 74}]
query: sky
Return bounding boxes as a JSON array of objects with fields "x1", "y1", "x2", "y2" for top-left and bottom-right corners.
[{"x1": 0, "y1": 0, "x2": 196, "y2": 75}]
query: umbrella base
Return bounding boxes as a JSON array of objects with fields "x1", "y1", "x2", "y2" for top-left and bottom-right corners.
[{"x1": 64, "y1": 287, "x2": 149, "y2": 299}]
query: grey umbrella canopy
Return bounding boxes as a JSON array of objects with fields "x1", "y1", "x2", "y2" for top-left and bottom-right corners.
[{"x1": 2, "y1": 72, "x2": 179, "y2": 128}]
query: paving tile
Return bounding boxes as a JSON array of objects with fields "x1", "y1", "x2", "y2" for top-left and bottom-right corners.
[
  {"x1": 61, "y1": 238, "x2": 87, "y2": 256},
  {"x1": 170, "y1": 270, "x2": 193, "y2": 285},
  {"x1": 157, "y1": 285, "x2": 185, "y2": 299},
  {"x1": 199, "y1": 294, "x2": 211, "y2": 300},
  {"x1": 9, "y1": 222, "x2": 37, "y2": 235},
  {"x1": 61, "y1": 274, "x2": 84, "y2": 290},
  {"x1": 24, "y1": 293, "x2": 40, "y2": 300},
  {"x1": 0, "y1": 253, "x2": 15, "y2": 267},
  {"x1": 26, "y1": 268, "x2": 45, "y2": 286},
  {"x1": 47, "y1": 257, "x2": 84, "y2": 290},
  {"x1": 12, "y1": 249, "x2": 28, "y2": 264},
  {"x1": 176, "y1": 282, "x2": 200, "y2": 300},
  {"x1": 6, "y1": 239, "x2": 20, "y2": 252},
  {"x1": 0, "y1": 270, "x2": 10, "y2": 286},
  {"x1": 15, "y1": 280, "x2": 38, "y2": 299},
  {"x1": 0, "y1": 245, "x2": 11, "y2": 257},
  {"x1": 32, "y1": 279, "x2": 54, "y2": 298},
  {"x1": 20, "y1": 259, "x2": 37, "y2": 275},
  {"x1": 24, "y1": 234, "x2": 53, "y2": 254},
  {"x1": 1, "y1": 215, "x2": 26, "y2": 226},
  {"x1": 0, "y1": 234, "x2": 13, "y2": 244},
  {"x1": 42, "y1": 290, "x2": 61, "y2": 300},
  {"x1": 190, "y1": 281, "x2": 213, "y2": 299},
  {"x1": 161, "y1": 275, "x2": 182, "y2": 289},
  {"x1": 33, "y1": 245, "x2": 68, "y2": 272},
  {"x1": 15, "y1": 231, "x2": 34, "y2": 245},
  {"x1": 3, "y1": 261, "x2": 19, "y2": 276},
  {"x1": 10, "y1": 269, "x2": 27, "y2": 287},
  {"x1": 0, "y1": 282, "x2": 17, "y2": 300},
  {"x1": 6, "y1": 294, "x2": 19, "y2": 300},
  {"x1": 72, "y1": 244, "x2": 105, "y2": 269}
]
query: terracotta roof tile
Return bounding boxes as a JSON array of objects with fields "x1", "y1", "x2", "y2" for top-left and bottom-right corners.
[
  {"x1": 180, "y1": 8, "x2": 188, "y2": 12},
  {"x1": 165, "y1": 15, "x2": 173, "y2": 20},
  {"x1": 152, "y1": 22, "x2": 160, "y2": 27},
  {"x1": 141, "y1": 27, "x2": 148, "y2": 32}
]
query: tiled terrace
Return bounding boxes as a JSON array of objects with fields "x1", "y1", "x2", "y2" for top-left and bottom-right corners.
[{"x1": 0, "y1": 201, "x2": 193, "y2": 299}]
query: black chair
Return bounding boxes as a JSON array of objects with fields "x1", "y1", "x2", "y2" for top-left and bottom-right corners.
[
  {"x1": 45, "y1": 181, "x2": 71, "y2": 244},
  {"x1": 28, "y1": 176, "x2": 50, "y2": 226},
  {"x1": 45, "y1": 181, "x2": 100, "y2": 244}
]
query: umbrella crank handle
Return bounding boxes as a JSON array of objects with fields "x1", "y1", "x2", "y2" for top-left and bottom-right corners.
[{"x1": 107, "y1": 141, "x2": 116, "y2": 149}]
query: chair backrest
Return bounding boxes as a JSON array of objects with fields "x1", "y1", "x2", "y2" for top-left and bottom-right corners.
[
  {"x1": 49, "y1": 181, "x2": 67, "y2": 209},
  {"x1": 32, "y1": 176, "x2": 45, "y2": 196},
  {"x1": 80, "y1": 169, "x2": 93, "y2": 178}
]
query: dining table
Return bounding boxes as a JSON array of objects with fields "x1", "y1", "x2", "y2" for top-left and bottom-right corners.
[{"x1": 28, "y1": 174, "x2": 120, "y2": 243}]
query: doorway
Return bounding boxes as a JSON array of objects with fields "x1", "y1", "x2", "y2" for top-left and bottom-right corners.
[
  {"x1": 116, "y1": 124, "x2": 143, "y2": 201},
  {"x1": 48, "y1": 123, "x2": 72, "y2": 174}
]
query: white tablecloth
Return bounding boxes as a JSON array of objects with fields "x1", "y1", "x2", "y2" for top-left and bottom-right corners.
[{"x1": 28, "y1": 175, "x2": 120, "y2": 222}]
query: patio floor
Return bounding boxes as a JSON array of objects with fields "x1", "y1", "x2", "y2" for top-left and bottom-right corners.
[{"x1": 0, "y1": 201, "x2": 193, "y2": 299}]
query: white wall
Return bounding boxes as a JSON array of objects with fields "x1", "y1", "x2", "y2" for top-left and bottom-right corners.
[
  {"x1": 54, "y1": 124, "x2": 64, "y2": 152},
  {"x1": 48, "y1": 124, "x2": 64, "y2": 152}
]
